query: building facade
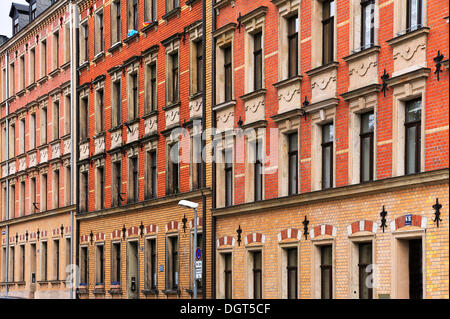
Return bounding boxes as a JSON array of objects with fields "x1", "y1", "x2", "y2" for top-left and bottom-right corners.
[
  {"x1": 0, "y1": 0, "x2": 447, "y2": 300},
  {"x1": 74, "y1": 0, "x2": 212, "y2": 299},
  {"x1": 211, "y1": 0, "x2": 449, "y2": 299},
  {"x1": 0, "y1": 0, "x2": 77, "y2": 299}
]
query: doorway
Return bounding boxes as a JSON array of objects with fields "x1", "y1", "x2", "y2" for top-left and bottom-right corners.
[
  {"x1": 127, "y1": 241, "x2": 139, "y2": 299},
  {"x1": 396, "y1": 237, "x2": 423, "y2": 299}
]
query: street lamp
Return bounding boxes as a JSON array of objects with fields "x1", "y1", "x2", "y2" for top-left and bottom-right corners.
[{"x1": 178, "y1": 200, "x2": 199, "y2": 299}]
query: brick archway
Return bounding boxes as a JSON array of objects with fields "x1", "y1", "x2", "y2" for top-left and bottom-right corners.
[
  {"x1": 278, "y1": 228, "x2": 301, "y2": 242},
  {"x1": 310, "y1": 224, "x2": 337, "y2": 239},
  {"x1": 244, "y1": 233, "x2": 265, "y2": 246},
  {"x1": 390, "y1": 214, "x2": 428, "y2": 231},
  {"x1": 217, "y1": 236, "x2": 235, "y2": 248},
  {"x1": 347, "y1": 220, "x2": 377, "y2": 235}
]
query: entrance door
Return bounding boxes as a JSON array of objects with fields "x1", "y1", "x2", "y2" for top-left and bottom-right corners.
[
  {"x1": 409, "y1": 239, "x2": 422, "y2": 299},
  {"x1": 127, "y1": 241, "x2": 139, "y2": 299}
]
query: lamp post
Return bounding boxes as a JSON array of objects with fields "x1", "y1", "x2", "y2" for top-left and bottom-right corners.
[{"x1": 178, "y1": 200, "x2": 199, "y2": 299}]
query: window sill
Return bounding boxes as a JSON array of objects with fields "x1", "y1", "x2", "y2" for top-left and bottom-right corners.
[
  {"x1": 186, "y1": 288, "x2": 203, "y2": 296},
  {"x1": 93, "y1": 288, "x2": 105, "y2": 294},
  {"x1": 240, "y1": 88, "x2": 266, "y2": 102},
  {"x1": 305, "y1": 61, "x2": 339, "y2": 78},
  {"x1": 343, "y1": 45, "x2": 380, "y2": 64},
  {"x1": 93, "y1": 52, "x2": 105, "y2": 63},
  {"x1": 189, "y1": 91, "x2": 203, "y2": 101},
  {"x1": 108, "y1": 124, "x2": 123, "y2": 133},
  {"x1": 50, "y1": 280, "x2": 62, "y2": 285},
  {"x1": 143, "y1": 288, "x2": 159, "y2": 295},
  {"x1": 388, "y1": 26, "x2": 429, "y2": 46},
  {"x1": 79, "y1": 137, "x2": 90, "y2": 144},
  {"x1": 124, "y1": 118, "x2": 140, "y2": 127},
  {"x1": 142, "y1": 110, "x2": 158, "y2": 119},
  {"x1": 78, "y1": 61, "x2": 89, "y2": 71},
  {"x1": 141, "y1": 21, "x2": 158, "y2": 34},
  {"x1": 213, "y1": 99, "x2": 236, "y2": 112},
  {"x1": 123, "y1": 32, "x2": 139, "y2": 45},
  {"x1": 37, "y1": 76, "x2": 48, "y2": 85},
  {"x1": 16, "y1": 281, "x2": 26, "y2": 286},
  {"x1": 162, "y1": 101, "x2": 181, "y2": 112},
  {"x1": 49, "y1": 68, "x2": 61, "y2": 78},
  {"x1": 214, "y1": 0, "x2": 235, "y2": 11},
  {"x1": 162, "y1": 7, "x2": 181, "y2": 22},
  {"x1": 162, "y1": 289, "x2": 180, "y2": 295},
  {"x1": 61, "y1": 61, "x2": 71, "y2": 70},
  {"x1": 272, "y1": 75, "x2": 302, "y2": 90},
  {"x1": 108, "y1": 42, "x2": 122, "y2": 54},
  {"x1": 77, "y1": 287, "x2": 89, "y2": 294},
  {"x1": 37, "y1": 281, "x2": 49, "y2": 285},
  {"x1": 186, "y1": 0, "x2": 201, "y2": 6},
  {"x1": 26, "y1": 82, "x2": 37, "y2": 91},
  {"x1": 16, "y1": 89, "x2": 26, "y2": 97},
  {"x1": 94, "y1": 131, "x2": 106, "y2": 138},
  {"x1": 108, "y1": 286, "x2": 123, "y2": 295}
]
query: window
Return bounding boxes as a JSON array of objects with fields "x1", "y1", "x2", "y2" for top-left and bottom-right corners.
[
  {"x1": 361, "y1": 0, "x2": 375, "y2": 49},
  {"x1": 19, "y1": 55, "x2": 25, "y2": 91},
  {"x1": 41, "y1": 39, "x2": 47, "y2": 77},
  {"x1": 145, "y1": 238, "x2": 157, "y2": 290},
  {"x1": 53, "y1": 170, "x2": 60, "y2": 209},
  {"x1": 19, "y1": 118, "x2": 25, "y2": 154},
  {"x1": 224, "y1": 148, "x2": 233, "y2": 207},
  {"x1": 31, "y1": 3, "x2": 37, "y2": 20},
  {"x1": 128, "y1": 72, "x2": 139, "y2": 120},
  {"x1": 288, "y1": 15, "x2": 298, "y2": 78},
  {"x1": 406, "y1": 0, "x2": 423, "y2": 31},
  {"x1": 95, "y1": 89, "x2": 105, "y2": 133},
  {"x1": 64, "y1": 23, "x2": 71, "y2": 64},
  {"x1": 41, "y1": 173, "x2": 48, "y2": 212},
  {"x1": 80, "y1": 22, "x2": 89, "y2": 63},
  {"x1": 53, "y1": 31, "x2": 60, "y2": 69},
  {"x1": 30, "y1": 243, "x2": 36, "y2": 283},
  {"x1": 30, "y1": 113, "x2": 36, "y2": 149},
  {"x1": 112, "y1": 80, "x2": 122, "y2": 127},
  {"x1": 146, "y1": 150, "x2": 157, "y2": 199},
  {"x1": 41, "y1": 241, "x2": 48, "y2": 281},
  {"x1": 358, "y1": 243, "x2": 373, "y2": 299},
  {"x1": 30, "y1": 177, "x2": 36, "y2": 213},
  {"x1": 111, "y1": 0, "x2": 122, "y2": 45},
  {"x1": 195, "y1": 41, "x2": 203, "y2": 94},
  {"x1": 95, "y1": 245, "x2": 105, "y2": 285},
  {"x1": 41, "y1": 107, "x2": 47, "y2": 144},
  {"x1": 95, "y1": 11, "x2": 104, "y2": 54},
  {"x1": 96, "y1": 166, "x2": 105, "y2": 210},
  {"x1": 19, "y1": 181, "x2": 25, "y2": 216},
  {"x1": 111, "y1": 242, "x2": 121, "y2": 284},
  {"x1": 252, "y1": 32, "x2": 263, "y2": 91},
  {"x1": 128, "y1": 157, "x2": 139, "y2": 203},
  {"x1": 53, "y1": 101, "x2": 60, "y2": 140},
  {"x1": 80, "y1": 246, "x2": 88, "y2": 285},
  {"x1": 166, "y1": 0, "x2": 179, "y2": 12},
  {"x1": 9, "y1": 246, "x2": 15, "y2": 282},
  {"x1": 322, "y1": 0, "x2": 335, "y2": 65},
  {"x1": 9, "y1": 184, "x2": 15, "y2": 219},
  {"x1": 360, "y1": 112, "x2": 374, "y2": 183},
  {"x1": 79, "y1": 96, "x2": 89, "y2": 140},
  {"x1": 168, "y1": 52, "x2": 179, "y2": 104},
  {"x1": 53, "y1": 240, "x2": 60, "y2": 280},
  {"x1": 223, "y1": 46, "x2": 232, "y2": 102},
  {"x1": 65, "y1": 238, "x2": 71, "y2": 274},
  {"x1": 286, "y1": 248, "x2": 297, "y2": 299},
  {"x1": 252, "y1": 251, "x2": 262, "y2": 299},
  {"x1": 167, "y1": 236, "x2": 179, "y2": 289},
  {"x1": 112, "y1": 161, "x2": 122, "y2": 207},
  {"x1": 254, "y1": 139, "x2": 263, "y2": 202},
  {"x1": 145, "y1": 0, "x2": 157, "y2": 22},
  {"x1": 9, "y1": 122, "x2": 15, "y2": 157},
  {"x1": 9, "y1": 63, "x2": 15, "y2": 96},
  {"x1": 128, "y1": 0, "x2": 139, "y2": 32},
  {"x1": 19, "y1": 245, "x2": 25, "y2": 282},
  {"x1": 145, "y1": 62, "x2": 157, "y2": 113},
  {"x1": 405, "y1": 98, "x2": 421, "y2": 175},
  {"x1": 191, "y1": 134, "x2": 202, "y2": 190},
  {"x1": 14, "y1": 18, "x2": 19, "y2": 34},
  {"x1": 80, "y1": 171, "x2": 89, "y2": 212},
  {"x1": 167, "y1": 143, "x2": 179, "y2": 195},
  {"x1": 64, "y1": 94, "x2": 71, "y2": 135},
  {"x1": 321, "y1": 123, "x2": 333, "y2": 189},
  {"x1": 64, "y1": 165, "x2": 71, "y2": 206},
  {"x1": 320, "y1": 245, "x2": 332, "y2": 299},
  {"x1": 224, "y1": 253, "x2": 232, "y2": 299},
  {"x1": 30, "y1": 48, "x2": 36, "y2": 84},
  {"x1": 288, "y1": 133, "x2": 298, "y2": 195}
]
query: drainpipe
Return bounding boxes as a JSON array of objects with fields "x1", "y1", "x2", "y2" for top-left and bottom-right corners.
[
  {"x1": 69, "y1": 0, "x2": 77, "y2": 300},
  {"x1": 211, "y1": 0, "x2": 217, "y2": 299},
  {"x1": 201, "y1": 0, "x2": 207, "y2": 300},
  {"x1": 4, "y1": 49, "x2": 10, "y2": 297}
]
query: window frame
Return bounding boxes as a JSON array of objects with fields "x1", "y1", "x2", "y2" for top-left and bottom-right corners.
[
  {"x1": 404, "y1": 98, "x2": 422, "y2": 175},
  {"x1": 359, "y1": 111, "x2": 374, "y2": 183},
  {"x1": 321, "y1": 123, "x2": 334, "y2": 190},
  {"x1": 321, "y1": 0, "x2": 335, "y2": 65}
]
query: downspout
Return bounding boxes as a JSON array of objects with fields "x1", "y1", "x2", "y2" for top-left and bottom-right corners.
[
  {"x1": 211, "y1": 0, "x2": 217, "y2": 299},
  {"x1": 4, "y1": 50, "x2": 10, "y2": 297},
  {"x1": 71, "y1": 0, "x2": 81, "y2": 300},
  {"x1": 201, "y1": 0, "x2": 207, "y2": 299},
  {"x1": 69, "y1": 0, "x2": 76, "y2": 300}
]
